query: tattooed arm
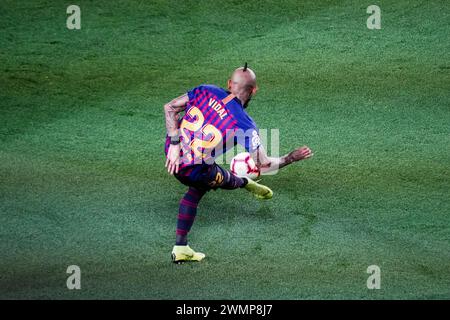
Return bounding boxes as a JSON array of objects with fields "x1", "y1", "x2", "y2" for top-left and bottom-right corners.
[
  {"x1": 164, "y1": 94, "x2": 189, "y2": 137},
  {"x1": 251, "y1": 144, "x2": 313, "y2": 175},
  {"x1": 164, "y1": 94, "x2": 189, "y2": 174}
]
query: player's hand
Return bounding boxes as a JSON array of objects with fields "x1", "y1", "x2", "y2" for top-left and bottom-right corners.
[
  {"x1": 288, "y1": 146, "x2": 314, "y2": 162},
  {"x1": 165, "y1": 144, "x2": 181, "y2": 175}
]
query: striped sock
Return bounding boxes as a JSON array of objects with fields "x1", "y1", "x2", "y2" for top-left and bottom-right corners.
[{"x1": 175, "y1": 187, "x2": 205, "y2": 245}]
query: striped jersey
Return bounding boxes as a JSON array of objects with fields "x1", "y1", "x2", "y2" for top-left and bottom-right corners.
[{"x1": 165, "y1": 84, "x2": 261, "y2": 169}]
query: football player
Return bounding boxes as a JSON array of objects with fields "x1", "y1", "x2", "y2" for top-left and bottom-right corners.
[{"x1": 164, "y1": 64, "x2": 313, "y2": 263}]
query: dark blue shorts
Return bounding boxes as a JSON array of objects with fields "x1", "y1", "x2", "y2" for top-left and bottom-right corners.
[{"x1": 175, "y1": 163, "x2": 244, "y2": 192}]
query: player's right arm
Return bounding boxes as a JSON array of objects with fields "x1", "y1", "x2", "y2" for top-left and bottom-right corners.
[
  {"x1": 164, "y1": 94, "x2": 189, "y2": 137},
  {"x1": 164, "y1": 94, "x2": 189, "y2": 175},
  {"x1": 252, "y1": 145, "x2": 313, "y2": 175}
]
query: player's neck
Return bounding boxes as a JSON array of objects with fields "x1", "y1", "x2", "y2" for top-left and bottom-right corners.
[{"x1": 233, "y1": 94, "x2": 247, "y2": 107}]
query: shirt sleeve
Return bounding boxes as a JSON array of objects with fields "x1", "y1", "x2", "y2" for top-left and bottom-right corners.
[
  {"x1": 234, "y1": 119, "x2": 261, "y2": 153},
  {"x1": 187, "y1": 86, "x2": 202, "y2": 102},
  {"x1": 244, "y1": 128, "x2": 261, "y2": 153}
]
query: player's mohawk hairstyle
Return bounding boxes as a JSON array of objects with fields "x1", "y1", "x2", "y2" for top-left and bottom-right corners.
[{"x1": 243, "y1": 62, "x2": 248, "y2": 71}]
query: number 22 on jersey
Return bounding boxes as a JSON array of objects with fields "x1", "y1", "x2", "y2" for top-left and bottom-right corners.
[{"x1": 180, "y1": 106, "x2": 222, "y2": 159}]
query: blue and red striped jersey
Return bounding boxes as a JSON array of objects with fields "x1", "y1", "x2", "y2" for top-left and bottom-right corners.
[{"x1": 165, "y1": 84, "x2": 261, "y2": 169}]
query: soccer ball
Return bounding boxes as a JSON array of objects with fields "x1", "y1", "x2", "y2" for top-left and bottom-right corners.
[{"x1": 230, "y1": 152, "x2": 260, "y2": 180}]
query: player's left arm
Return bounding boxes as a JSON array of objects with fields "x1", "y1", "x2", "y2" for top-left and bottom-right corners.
[
  {"x1": 252, "y1": 144, "x2": 313, "y2": 175},
  {"x1": 164, "y1": 94, "x2": 189, "y2": 175}
]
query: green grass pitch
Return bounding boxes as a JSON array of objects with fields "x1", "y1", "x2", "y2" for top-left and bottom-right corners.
[{"x1": 1, "y1": 0, "x2": 449, "y2": 299}]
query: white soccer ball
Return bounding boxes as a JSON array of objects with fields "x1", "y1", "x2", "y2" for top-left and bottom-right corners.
[{"x1": 230, "y1": 152, "x2": 260, "y2": 180}]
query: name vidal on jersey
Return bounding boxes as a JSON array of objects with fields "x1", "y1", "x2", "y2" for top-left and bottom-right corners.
[{"x1": 208, "y1": 98, "x2": 228, "y2": 120}]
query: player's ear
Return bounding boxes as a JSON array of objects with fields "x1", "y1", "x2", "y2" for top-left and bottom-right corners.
[
  {"x1": 227, "y1": 79, "x2": 232, "y2": 91},
  {"x1": 252, "y1": 85, "x2": 258, "y2": 95}
]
